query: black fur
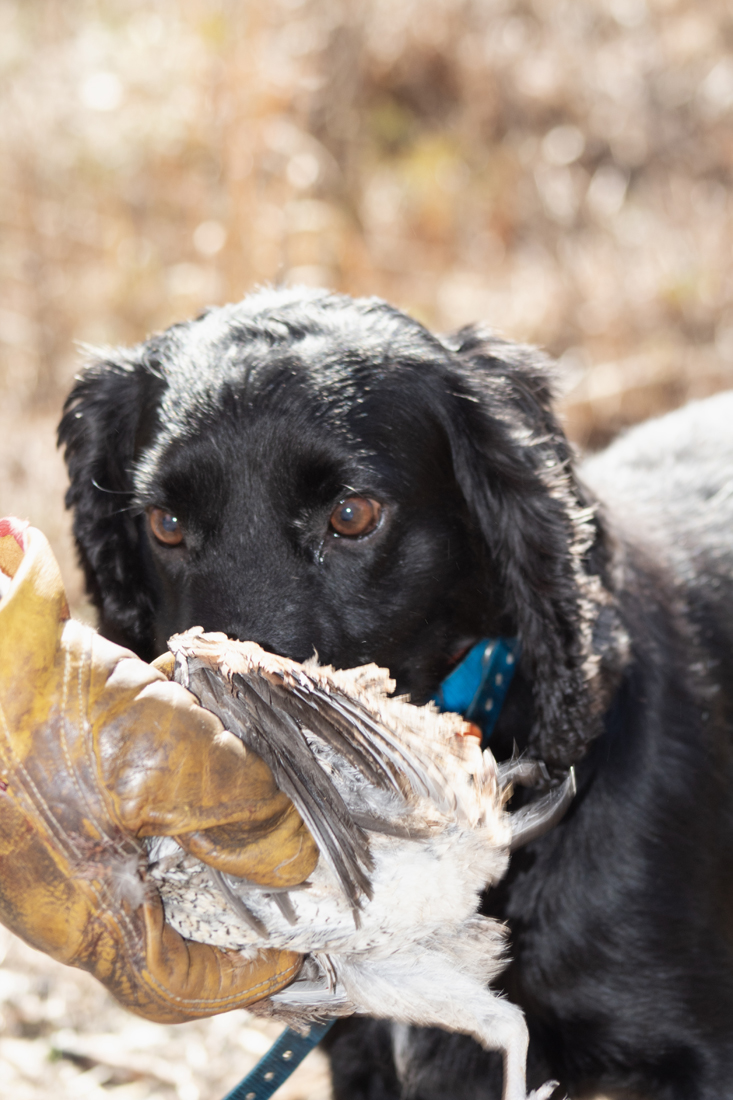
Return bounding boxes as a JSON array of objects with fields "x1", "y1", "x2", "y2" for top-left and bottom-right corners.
[{"x1": 58, "y1": 287, "x2": 733, "y2": 1099}]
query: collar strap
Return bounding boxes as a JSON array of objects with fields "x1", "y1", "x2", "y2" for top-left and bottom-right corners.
[
  {"x1": 221, "y1": 1020, "x2": 335, "y2": 1100},
  {"x1": 433, "y1": 637, "x2": 520, "y2": 746}
]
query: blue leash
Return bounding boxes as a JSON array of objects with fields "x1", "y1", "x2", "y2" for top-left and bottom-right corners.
[
  {"x1": 219, "y1": 638, "x2": 517, "y2": 1099},
  {"x1": 221, "y1": 1020, "x2": 335, "y2": 1100}
]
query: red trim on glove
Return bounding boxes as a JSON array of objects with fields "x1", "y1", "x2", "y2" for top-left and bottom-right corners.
[{"x1": 0, "y1": 518, "x2": 29, "y2": 551}]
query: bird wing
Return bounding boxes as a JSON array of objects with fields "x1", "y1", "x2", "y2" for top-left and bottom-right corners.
[
  {"x1": 185, "y1": 656, "x2": 374, "y2": 911},
  {"x1": 169, "y1": 631, "x2": 492, "y2": 908}
]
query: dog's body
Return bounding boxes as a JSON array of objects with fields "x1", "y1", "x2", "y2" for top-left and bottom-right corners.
[{"x1": 59, "y1": 288, "x2": 733, "y2": 1100}]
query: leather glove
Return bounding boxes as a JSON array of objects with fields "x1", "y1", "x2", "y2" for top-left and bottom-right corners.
[{"x1": 0, "y1": 517, "x2": 318, "y2": 1023}]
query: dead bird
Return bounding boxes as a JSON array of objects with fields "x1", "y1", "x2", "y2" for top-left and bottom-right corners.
[{"x1": 147, "y1": 629, "x2": 574, "y2": 1100}]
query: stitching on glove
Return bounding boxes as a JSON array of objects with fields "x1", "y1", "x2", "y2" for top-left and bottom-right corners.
[
  {"x1": 0, "y1": 698, "x2": 83, "y2": 859},
  {"x1": 59, "y1": 633, "x2": 130, "y2": 865},
  {"x1": 271, "y1": 830, "x2": 307, "y2": 876},
  {"x1": 58, "y1": 637, "x2": 97, "y2": 839},
  {"x1": 141, "y1": 956, "x2": 303, "y2": 1010}
]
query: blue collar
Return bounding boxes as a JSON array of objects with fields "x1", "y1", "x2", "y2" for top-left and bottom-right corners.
[
  {"x1": 219, "y1": 638, "x2": 519, "y2": 1100},
  {"x1": 432, "y1": 637, "x2": 520, "y2": 746}
]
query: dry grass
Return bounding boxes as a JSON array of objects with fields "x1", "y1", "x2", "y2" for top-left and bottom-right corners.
[
  {"x1": 2, "y1": 0, "x2": 733, "y2": 580},
  {"x1": 1, "y1": 1, "x2": 731, "y2": 1096}
]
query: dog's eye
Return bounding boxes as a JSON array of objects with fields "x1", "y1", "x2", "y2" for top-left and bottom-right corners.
[
  {"x1": 148, "y1": 508, "x2": 184, "y2": 546},
  {"x1": 329, "y1": 496, "x2": 381, "y2": 538}
]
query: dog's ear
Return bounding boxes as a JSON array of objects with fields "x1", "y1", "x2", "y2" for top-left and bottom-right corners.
[
  {"x1": 441, "y1": 327, "x2": 628, "y2": 773},
  {"x1": 58, "y1": 351, "x2": 165, "y2": 659}
]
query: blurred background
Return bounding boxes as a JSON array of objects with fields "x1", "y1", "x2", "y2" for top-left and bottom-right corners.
[{"x1": 1, "y1": 0, "x2": 732, "y2": 1095}]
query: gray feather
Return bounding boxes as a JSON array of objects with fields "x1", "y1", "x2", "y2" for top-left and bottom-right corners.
[
  {"x1": 509, "y1": 768, "x2": 576, "y2": 851},
  {"x1": 187, "y1": 660, "x2": 374, "y2": 910}
]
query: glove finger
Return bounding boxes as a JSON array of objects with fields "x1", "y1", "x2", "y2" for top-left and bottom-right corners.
[
  {"x1": 175, "y1": 804, "x2": 318, "y2": 886},
  {"x1": 137, "y1": 890, "x2": 303, "y2": 1022},
  {"x1": 151, "y1": 652, "x2": 176, "y2": 679}
]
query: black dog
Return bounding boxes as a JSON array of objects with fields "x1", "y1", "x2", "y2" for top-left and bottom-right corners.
[{"x1": 59, "y1": 288, "x2": 733, "y2": 1100}]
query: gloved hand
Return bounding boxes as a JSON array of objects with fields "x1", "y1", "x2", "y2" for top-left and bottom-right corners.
[{"x1": 0, "y1": 517, "x2": 318, "y2": 1023}]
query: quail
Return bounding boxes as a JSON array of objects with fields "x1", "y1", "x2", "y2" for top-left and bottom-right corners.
[{"x1": 148, "y1": 629, "x2": 573, "y2": 1100}]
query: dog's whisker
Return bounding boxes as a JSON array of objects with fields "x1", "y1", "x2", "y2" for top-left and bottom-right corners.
[{"x1": 91, "y1": 478, "x2": 131, "y2": 495}]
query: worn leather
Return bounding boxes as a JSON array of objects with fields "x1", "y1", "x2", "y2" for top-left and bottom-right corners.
[{"x1": 0, "y1": 521, "x2": 318, "y2": 1022}]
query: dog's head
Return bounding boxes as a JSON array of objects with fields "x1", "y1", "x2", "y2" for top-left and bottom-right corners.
[{"x1": 59, "y1": 287, "x2": 626, "y2": 770}]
